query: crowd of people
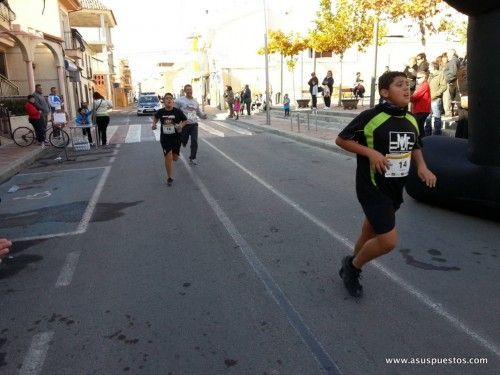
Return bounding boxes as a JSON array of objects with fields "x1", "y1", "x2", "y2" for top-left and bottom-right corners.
[
  {"x1": 224, "y1": 85, "x2": 268, "y2": 119},
  {"x1": 403, "y1": 49, "x2": 468, "y2": 138}
]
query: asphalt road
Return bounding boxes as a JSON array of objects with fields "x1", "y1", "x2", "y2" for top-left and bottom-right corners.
[{"x1": 0, "y1": 109, "x2": 498, "y2": 375}]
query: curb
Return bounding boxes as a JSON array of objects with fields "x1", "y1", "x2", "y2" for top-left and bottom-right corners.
[
  {"x1": 224, "y1": 116, "x2": 352, "y2": 157},
  {"x1": 0, "y1": 146, "x2": 46, "y2": 184}
]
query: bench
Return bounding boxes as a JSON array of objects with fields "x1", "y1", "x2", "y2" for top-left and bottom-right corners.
[
  {"x1": 339, "y1": 88, "x2": 358, "y2": 109},
  {"x1": 296, "y1": 99, "x2": 310, "y2": 108}
]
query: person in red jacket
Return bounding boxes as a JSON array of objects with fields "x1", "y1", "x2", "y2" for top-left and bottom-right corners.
[
  {"x1": 25, "y1": 94, "x2": 46, "y2": 145},
  {"x1": 410, "y1": 72, "x2": 431, "y2": 138}
]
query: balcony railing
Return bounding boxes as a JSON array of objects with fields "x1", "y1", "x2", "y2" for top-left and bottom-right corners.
[
  {"x1": 0, "y1": 73, "x2": 19, "y2": 97},
  {"x1": 0, "y1": 1, "x2": 16, "y2": 23}
]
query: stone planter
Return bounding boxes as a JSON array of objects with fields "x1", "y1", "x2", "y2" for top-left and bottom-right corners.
[
  {"x1": 296, "y1": 99, "x2": 310, "y2": 108},
  {"x1": 341, "y1": 99, "x2": 359, "y2": 110}
]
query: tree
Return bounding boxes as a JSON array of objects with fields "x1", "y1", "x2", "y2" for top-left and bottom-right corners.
[
  {"x1": 308, "y1": 0, "x2": 375, "y2": 56},
  {"x1": 307, "y1": 0, "x2": 376, "y2": 104},
  {"x1": 358, "y1": 0, "x2": 459, "y2": 46},
  {"x1": 258, "y1": 30, "x2": 308, "y2": 102}
]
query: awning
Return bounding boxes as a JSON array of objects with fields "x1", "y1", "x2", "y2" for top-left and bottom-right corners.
[{"x1": 64, "y1": 59, "x2": 78, "y2": 72}]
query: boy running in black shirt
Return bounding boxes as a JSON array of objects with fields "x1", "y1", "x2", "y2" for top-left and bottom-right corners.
[
  {"x1": 152, "y1": 93, "x2": 187, "y2": 186},
  {"x1": 336, "y1": 71, "x2": 437, "y2": 297}
]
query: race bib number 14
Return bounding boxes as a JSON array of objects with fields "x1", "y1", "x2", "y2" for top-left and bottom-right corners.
[{"x1": 385, "y1": 152, "x2": 411, "y2": 178}]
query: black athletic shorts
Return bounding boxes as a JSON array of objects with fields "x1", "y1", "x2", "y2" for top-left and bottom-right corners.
[
  {"x1": 160, "y1": 135, "x2": 181, "y2": 155},
  {"x1": 357, "y1": 182, "x2": 401, "y2": 234}
]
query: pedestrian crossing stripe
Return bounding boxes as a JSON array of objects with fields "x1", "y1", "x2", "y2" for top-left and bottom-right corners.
[{"x1": 103, "y1": 122, "x2": 249, "y2": 145}]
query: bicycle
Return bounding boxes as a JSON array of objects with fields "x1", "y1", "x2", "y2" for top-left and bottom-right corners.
[{"x1": 12, "y1": 123, "x2": 70, "y2": 148}]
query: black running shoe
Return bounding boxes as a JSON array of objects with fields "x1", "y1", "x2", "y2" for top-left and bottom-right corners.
[
  {"x1": 340, "y1": 256, "x2": 363, "y2": 297},
  {"x1": 189, "y1": 158, "x2": 197, "y2": 165},
  {"x1": 167, "y1": 177, "x2": 173, "y2": 186}
]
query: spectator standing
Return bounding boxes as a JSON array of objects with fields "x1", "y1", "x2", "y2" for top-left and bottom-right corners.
[
  {"x1": 92, "y1": 91, "x2": 113, "y2": 146},
  {"x1": 224, "y1": 85, "x2": 235, "y2": 119},
  {"x1": 416, "y1": 53, "x2": 429, "y2": 73},
  {"x1": 443, "y1": 49, "x2": 460, "y2": 117},
  {"x1": 283, "y1": 93, "x2": 290, "y2": 117},
  {"x1": 25, "y1": 94, "x2": 46, "y2": 146},
  {"x1": 308, "y1": 72, "x2": 319, "y2": 109},
  {"x1": 404, "y1": 57, "x2": 418, "y2": 93},
  {"x1": 322, "y1": 70, "x2": 334, "y2": 109},
  {"x1": 411, "y1": 72, "x2": 431, "y2": 138},
  {"x1": 425, "y1": 62, "x2": 447, "y2": 136},
  {"x1": 75, "y1": 103, "x2": 94, "y2": 145},
  {"x1": 242, "y1": 85, "x2": 252, "y2": 115},
  {"x1": 32, "y1": 84, "x2": 50, "y2": 131},
  {"x1": 48, "y1": 87, "x2": 62, "y2": 114},
  {"x1": 233, "y1": 97, "x2": 241, "y2": 120},
  {"x1": 455, "y1": 58, "x2": 468, "y2": 139}
]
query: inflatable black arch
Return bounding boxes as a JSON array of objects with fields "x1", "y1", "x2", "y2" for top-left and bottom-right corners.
[{"x1": 405, "y1": 0, "x2": 500, "y2": 220}]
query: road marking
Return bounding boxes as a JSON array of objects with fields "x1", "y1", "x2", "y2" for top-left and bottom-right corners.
[
  {"x1": 9, "y1": 166, "x2": 111, "y2": 242},
  {"x1": 76, "y1": 165, "x2": 111, "y2": 233},
  {"x1": 182, "y1": 155, "x2": 341, "y2": 375},
  {"x1": 153, "y1": 128, "x2": 160, "y2": 142},
  {"x1": 106, "y1": 125, "x2": 119, "y2": 141},
  {"x1": 19, "y1": 331, "x2": 54, "y2": 375},
  {"x1": 12, "y1": 191, "x2": 52, "y2": 200},
  {"x1": 55, "y1": 251, "x2": 81, "y2": 287},
  {"x1": 198, "y1": 122, "x2": 225, "y2": 137},
  {"x1": 125, "y1": 124, "x2": 142, "y2": 143},
  {"x1": 202, "y1": 138, "x2": 500, "y2": 359},
  {"x1": 212, "y1": 120, "x2": 253, "y2": 135}
]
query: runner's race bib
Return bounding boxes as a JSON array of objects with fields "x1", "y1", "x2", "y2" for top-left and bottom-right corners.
[
  {"x1": 162, "y1": 115, "x2": 176, "y2": 134},
  {"x1": 162, "y1": 125, "x2": 175, "y2": 134},
  {"x1": 187, "y1": 109, "x2": 197, "y2": 122},
  {"x1": 385, "y1": 152, "x2": 411, "y2": 178}
]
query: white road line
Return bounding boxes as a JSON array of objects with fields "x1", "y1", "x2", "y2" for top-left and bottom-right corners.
[
  {"x1": 55, "y1": 251, "x2": 81, "y2": 287},
  {"x1": 10, "y1": 166, "x2": 112, "y2": 242},
  {"x1": 212, "y1": 120, "x2": 253, "y2": 135},
  {"x1": 125, "y1": 124, "x2": 142, "y2": 143},
  {"x1": 153, "y1": 128, "x2": 160, "y2": 142},
  {"x1": 106, "y1": 125, "x2": 118, "y2": 140},
  {"x1": 76, "y1": 166, "x2": 111, "y2": 233},
  {"x1": 109, "y1": 145, "x2": 120, "y2": 163},
  {"x1": 19, "y1": 331, "x2": 54, "y2": 375},
  {"x1": 202, "y1": 138, "x2": 500, "y2": 359},
  {"x1": 181, "y1": 155, "x2": 340, "y2": 374},
  {"x1": 198, "y1": 122, "x2": 225, "y2": 137}
]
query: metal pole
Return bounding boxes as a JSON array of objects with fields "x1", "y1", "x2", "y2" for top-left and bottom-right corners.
[
  {"x1": 297, "y1": 113, "x2": 300, "y2": 133},
  {"x1": 307, "y1": 112, "x2": 310, "y2": 131},
  {"x1": 290, "y1": 111, "x2": 293, "y2": 130},
  {"x1": 263, "y1": 0, "x2": 271, "y2": 125},
  {"x1": 280, "y1": 54, "x2": 283, "y2": 103},
  {"x1": 369, "y1": 16, "x2": 379, "y2": 108}
]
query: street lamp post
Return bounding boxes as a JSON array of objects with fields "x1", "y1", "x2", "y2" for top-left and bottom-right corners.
[
  {"x1": 263, "y1": 0, "x2": 271, "y2": 125},
  {"x1": 369, "y1": 16, "x2": 379, "y2": 108}
]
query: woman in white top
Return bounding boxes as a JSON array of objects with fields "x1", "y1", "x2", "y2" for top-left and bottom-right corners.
[{"x1": 92, "y1": 91, "x2": 113, "y2": 145}]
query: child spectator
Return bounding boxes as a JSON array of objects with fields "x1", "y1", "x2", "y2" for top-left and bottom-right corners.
[
  {"x1": 233, "y1": 97, "x2": 241, "y2": 120},
  {"x1": 335, "y1": 71, "x2": 436, "y2": 297},
  {"x1": 75, "y1": 103, "x2": 94, "y2": 145},
  {"x1": 283, "y1": 94, "x2": 291, "y2": 117},
  {"x1": 411, "y1": 72, "x2": 431, "y2": 138}
]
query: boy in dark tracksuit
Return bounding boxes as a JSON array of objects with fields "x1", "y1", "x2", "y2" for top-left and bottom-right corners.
[{"x1": 335, "y1": 71, "x2": 437, "y2": 297}]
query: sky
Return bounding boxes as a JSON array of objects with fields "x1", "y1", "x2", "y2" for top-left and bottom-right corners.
[{"x1": 100, "y1": 0, "x2": 314, "y2": 83}]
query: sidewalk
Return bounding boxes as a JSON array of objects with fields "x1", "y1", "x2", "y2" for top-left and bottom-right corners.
[
  {"x1": 206, "y1": 105, "x2": 361, "y2": 154},
  {"x1": 0, "y1": 136, "x2": 46, "y2": 184}
]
